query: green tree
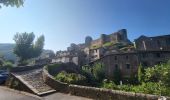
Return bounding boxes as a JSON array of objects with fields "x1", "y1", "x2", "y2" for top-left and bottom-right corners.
[
  {"x1": 0, "y1": 0, "x2": 24, "y2": 8},
  {"x1": 137, "y1": 64, "x2": 144, "y2": 83},
  {"x1": 13, "y1": 32, "x2": 45, "y2": 65},
  {"x1": 93, "y1": 63, "x2": 105, "y2": 81}
]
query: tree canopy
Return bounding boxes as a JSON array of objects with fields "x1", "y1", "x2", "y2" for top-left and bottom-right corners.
[
  {"x1": 0, "y1": 0, "x2": 24, "y2": 8},
  {"x1": 13, "y1": 32, "x2": 45, "y2": 64}
]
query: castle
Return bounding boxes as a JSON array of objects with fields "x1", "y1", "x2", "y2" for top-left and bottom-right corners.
[
  {"x1": 52, "y1": 29, "x2": 132, "y2": 65},
  {"x1": 52, "y1": 29, "x2": 170, "y2": 79}
]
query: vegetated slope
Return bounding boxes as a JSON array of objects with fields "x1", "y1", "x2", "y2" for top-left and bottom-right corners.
[{"x1": 0, "y1": 43, "x2": 16, "y2": 61}]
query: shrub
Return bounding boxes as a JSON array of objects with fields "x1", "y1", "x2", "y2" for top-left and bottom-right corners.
[
  {"x1": 144, "y1": 62, "x2": 170, "y2": 87},
  {"x1": 100, "y1": 79, "x2": 118, "y2": 90},
  {"x1": 55, "y1": 71, "x2": 87, "y2": 85},
  {"x1": 0, "y1": 61, "x2": 13, "y2": 70}
]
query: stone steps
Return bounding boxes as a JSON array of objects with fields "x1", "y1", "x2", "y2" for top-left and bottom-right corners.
[{"x1": 12, "y1": 68, "x2": 56, "y2": 96}]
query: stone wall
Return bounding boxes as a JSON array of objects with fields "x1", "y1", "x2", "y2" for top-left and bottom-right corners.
[
  {"x1": 47, "y1": 63, "x2": 80, "y2": 76},
  {"x1": 5, "y1": 73, "x2": 33, "y2": 94},
  {"x1": 42, "y1": 66, "x2": 69, "y2": 93},
  {"x1": 69, "y1": 85, "x2": 170, "y2": 100},
  {"x1": 10, "y1": 64, "x2": 44, "y2": 72},
  {"x1": 42, "y1": 65, "x2": 170, "y2": 100}
]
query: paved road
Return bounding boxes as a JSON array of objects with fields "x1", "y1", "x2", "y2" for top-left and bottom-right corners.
[
  {"x1": 0, "y1": 86, "x2": 91, "y2": 100},
  {"x1": 43, "y1": 93, "x2": 91, "y2": 100},
  {"x1": 0, "y1": 86, "x2": 41, "y2": 100}
]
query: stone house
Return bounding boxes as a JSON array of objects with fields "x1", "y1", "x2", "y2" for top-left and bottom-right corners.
[
  {"x1": 93, "y1": 50, "x2": 170, "y2": 79},
  {"x1": 52, "y1": 51, "x2": 79, "y2": 65},
  {"x1": 98, "y1": 52, "x2": 139, "y2": 79},
  {"x1": 135, "y1": 35, "x2": 170, "y2": 51}
]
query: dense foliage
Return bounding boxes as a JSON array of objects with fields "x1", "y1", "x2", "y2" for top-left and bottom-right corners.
[
  {"x1": 13, "y1": 32, "x2": 45, "y2": 65},
  {"x1": 52, "y1": 60, "x2": 170, "y2": 96},
  {"x1": 55, "y1": 71, "x2": 87, "y2": 85},
  {"x1": 0, "y1": 58, "x2": 13, "y2": 70},
  {"x1": 82, "y1": 63, "x2": 105, "y2": 82},
  {"x1": 100, "y1": 61, "x2": 170, "y2": 96}
]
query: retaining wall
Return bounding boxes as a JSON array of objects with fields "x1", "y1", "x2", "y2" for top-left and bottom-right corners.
[
  {"x1": 10, "y1": 64, "x2": 44, "y2": 72},
  {"x1": 42, "y1": 66, "x2": 69, "y2": 93},
  {"x1": 43, "y1": 64, "x2": 170, "y2": 100},
  {"x1": 5, "y1": 73, "x2": 33, "y2": 94}
]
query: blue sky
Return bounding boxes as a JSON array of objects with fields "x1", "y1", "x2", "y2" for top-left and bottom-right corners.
[{"x1": 0, "y1": 0, "x2": 170, "y2": 52}]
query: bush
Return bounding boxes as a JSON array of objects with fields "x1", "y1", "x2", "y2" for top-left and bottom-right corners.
[
  {"x1": 100, "y1": 79, "x2": 118, "y2": 90},
  {"x1": 0, "y1": 61, "x2": 13, "y2": 70},
  {"x1": 55, "y1": 71, "x2": 87, "y2": 85},
  {"x1": 144, "y1": 62, "x2": 170, "y2": 87}
]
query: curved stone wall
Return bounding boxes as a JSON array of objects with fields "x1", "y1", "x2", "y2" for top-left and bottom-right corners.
[
  {"x1": 42, "y1": 64, "x2": 170, "y2": 100},
  {"x1": 42, "y1": 66, "x2": 69, "y2": 93}
]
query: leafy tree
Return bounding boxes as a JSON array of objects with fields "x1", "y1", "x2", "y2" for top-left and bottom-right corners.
[
  {"x1": 144, "y1": 61, "x2": 170, "y2": 87},
  {"x1": 92, "y1": 63, "x2": 105, "y2": 81},
  {"x1": 0, "y1": 0, "x2": 24, "y2": 8},
  {"x1": 13, "y1": 32, "x2": 45, "y2": 65}
]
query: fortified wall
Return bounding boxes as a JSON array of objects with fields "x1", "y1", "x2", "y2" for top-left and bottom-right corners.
[{"x1": 85, "y1": 29, "x2": 130, "y2": 47}]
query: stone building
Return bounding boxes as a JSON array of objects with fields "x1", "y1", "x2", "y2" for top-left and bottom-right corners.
[
  {"x1": 52, "y1": 51, "x2": 80, "y2": 65},
  {"x1": 135, "y1": 35, "x2": 170, "y2": 51},
  {"x1": 100, "y1": 52, "x2": 139, "y2": 79},
  {"x1": 94, "y1": 50, "x2": 170, "y2": 79},
  {"x1": 84, "y1": 47, "x2": 105, "y2": 63},
  {"x1": 53, "y1": 29, "x2": 170, "y2": 80},
  {"x1": 53, "y1": 29, "x2": 132, "y2": 66}
]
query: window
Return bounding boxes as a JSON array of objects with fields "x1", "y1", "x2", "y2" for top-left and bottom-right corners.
[
  {"x1": 115, "y1": 64, "x2": 118, "y2": 69},
  {"x1": 126, "y1": 55, "x2": 128, "y2": 59},
  {"x1": 142, "y1": 62, "x2": 148, "y2": 67},
  {"x1": 157, "y1": 40, "x2": 161, "y2": 46},
  {"x1": 142, "y1": 53, "x2": 148, "y2": 58},
  {"x1": 166, "y1": 39, "x2": 170, "y2": 45},
  {"x1": 156, "y1": 53, "x2": 161, "y2": 58},
  {"x1": 126, "y1": 64, "x2": 130, "y2": 69},
  {"x1": 115, "y1": 56, "x2": 117, "y2": 60}
]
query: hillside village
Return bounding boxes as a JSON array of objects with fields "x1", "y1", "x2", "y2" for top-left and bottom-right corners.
[
  {"x1": 0, "y1": 29, "x2": 170, "y2": 100},
  {"x1": 1, "y1": 0, "x2": 170, "y2": 100},
  {"x1": 50, "y1": 29, "x2": 170, "y2": 78}
]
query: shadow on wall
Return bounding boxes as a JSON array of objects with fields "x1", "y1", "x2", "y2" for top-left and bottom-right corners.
[{"x1": 47, "y1": 62, "x2": 81, "y2": 76}]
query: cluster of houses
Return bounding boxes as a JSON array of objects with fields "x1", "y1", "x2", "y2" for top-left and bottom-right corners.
[{"x1": 49, "y1": 29, "x2": 170, "y2": 78}]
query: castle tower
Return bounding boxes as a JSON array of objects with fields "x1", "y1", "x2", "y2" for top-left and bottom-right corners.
[
  {"x1": 85, "y1": 36, "x2": 93, "y2": 46},
  {"x1": 101, "y1": 34, "x2": 106, "y2": 44},
  {"x1": 117, "y1": 29, "x2": 128, "y2": 42}
]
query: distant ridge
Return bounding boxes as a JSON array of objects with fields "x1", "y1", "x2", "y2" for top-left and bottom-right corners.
[{"x1": 0, "y1": 43, "x2": 16, "y2": 61}]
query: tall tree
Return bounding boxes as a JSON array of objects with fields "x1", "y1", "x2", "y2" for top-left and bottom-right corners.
[
  {"x1": 13, "y1": 32, "x2": 45, "y2": 65},
  {"x1": 0, "y1": 0, "x2": 24, "y2": 8}
]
